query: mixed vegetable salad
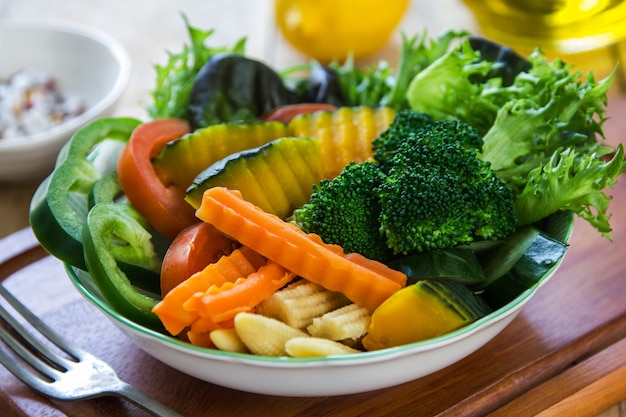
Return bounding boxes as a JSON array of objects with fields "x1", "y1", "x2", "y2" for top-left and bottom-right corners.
[{"x1": 30, "y1": 17, "x2": 625, "y2": 357}]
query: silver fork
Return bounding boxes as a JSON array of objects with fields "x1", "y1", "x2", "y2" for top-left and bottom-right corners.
[{"x1": 0, "y1": 283, "x2": 185, "y2": 417}]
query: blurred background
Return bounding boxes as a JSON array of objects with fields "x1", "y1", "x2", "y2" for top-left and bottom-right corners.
[{"x1": 0, "y1": 0, "x2": 478, "y2": 120}]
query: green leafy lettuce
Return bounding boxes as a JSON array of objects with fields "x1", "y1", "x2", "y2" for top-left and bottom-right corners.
[
  {"x1": 147, "y1": 14, "x2": 246, "y2": 120},
  {"x1": 283, "y1": 29, "x2": 470, "y2": 109},
  {"x1": 406, "y1": 37, "x2": 626, "y2": 237}
]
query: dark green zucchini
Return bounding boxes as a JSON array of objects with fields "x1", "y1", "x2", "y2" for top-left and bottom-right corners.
[
  {"x1": 478, "y1": 225, "x2": 568, "y2": 308},
  {"x1": 388, "y1": 248, "x2": 487, "y2": 286}
]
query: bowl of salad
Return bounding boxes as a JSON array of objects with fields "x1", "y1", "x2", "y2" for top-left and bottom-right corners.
[
  {"x1": 0, "y1": 21, "x2": 130, "y2": 182},
  {"x1": 30, "y1": 21, "x2": 624, "y2": 396}
]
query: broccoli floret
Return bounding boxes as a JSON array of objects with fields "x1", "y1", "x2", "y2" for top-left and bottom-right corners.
[
  {"x1": 373, "y1": 109, "x2": 483, "y2": 168},
  {"x1": 372, "y1": 109, "x2": 434, "y2": 165},
  {"x1": 377, "y1": 131, "x2": 517, "y2": 253},
  {"x1": 293, "y1": 161, "x2": 391, "y2": 261},
  {"x1": 295, "y1": 111, "x2": 516, "y2": 260}
]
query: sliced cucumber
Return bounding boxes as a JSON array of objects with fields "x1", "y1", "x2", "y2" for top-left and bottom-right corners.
[
  {"x1": 479, "y1": 226, "x2": 568, "y2": 308},
  {"x1": 480, "y1": 226, "x2": 541, "y2": 285},
  {"x1": 388, "y1": 248, "x2": 487, "y2": 286},
  {"x1": 185, "y1": 136, "x2": 324, "y2": 219}
]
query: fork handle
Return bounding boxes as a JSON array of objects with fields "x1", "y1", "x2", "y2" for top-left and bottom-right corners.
[{"x1": 114, "y1": 382, "x2": 186, "y2": 417}]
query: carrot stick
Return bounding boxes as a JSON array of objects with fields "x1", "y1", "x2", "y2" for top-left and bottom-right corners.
[
  {"x1": 344, "y1": 252, "x2": 406, "y2": 285},
  {"x1": 186, "y1": 329, "x2": 215, "y2": 348},
  {"x1": 184, "y1": 261, "x2": 297, "y2": 323},
  {"x1": 152, "y1": 246, "x2": 265, "y2": 335},
  {"x1": 195, "y1": 187, "x2": 407, "y2": 311},
  {"x1": 190, "y1": 316, "x2": 235, "y2": 334},
  {"x1": 306, "y1": 236, "x2": 405, "y2": 285}
]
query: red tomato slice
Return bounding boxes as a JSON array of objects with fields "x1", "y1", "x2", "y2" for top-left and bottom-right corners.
[
  {"x1": 160, "y1": 222, "x2": 237, "y2": 296},
  {"x1": 261, "y1": 103, "x2": 337, "y2": 123},
  {"x1": 117, "y1": 118, "x2": 197, "y2": 240}
]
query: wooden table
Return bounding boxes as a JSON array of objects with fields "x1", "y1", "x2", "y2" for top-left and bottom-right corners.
[{"x1": 1, "y1": 1, "x2": 625, "y2": 415}]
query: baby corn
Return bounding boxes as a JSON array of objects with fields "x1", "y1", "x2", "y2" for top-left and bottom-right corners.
[
  {"x1": 256, "y1": 280, "x2": 351, "y2": 329},
  {"x1": 307, "y1": 303, "x2": 371, "y2": 341}
]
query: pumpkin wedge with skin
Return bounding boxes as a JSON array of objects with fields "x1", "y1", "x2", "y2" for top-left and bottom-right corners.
[
  {"x1": 185, "y1": 137, "x2": 324, "y2": 219},
  {"x1": 181, "y1": 106, "x2": 395, "y2": 219},
  {"x1": 152, "y1": 121, "x2": 290, "y2": 188},
  {"x1": 288, "y1": 106, "x2": 396, "y2": 178},
  {"x1": 362, "y1": 279, "x2": 492, "y2": 350}
]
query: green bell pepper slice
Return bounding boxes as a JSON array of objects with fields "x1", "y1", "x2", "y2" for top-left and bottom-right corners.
[
  {"x1": 82, "y1": 201, "x2": 163, "y2": 329},
  {"x1": 88, "y1": 170, "x2": 125, "y2": 208},
  {"x1": 88, "y1": 172, "x2": 166, "y2": 296},
  {"x1": 29, "y1": 117, "x2": 142, "y2": 270}
]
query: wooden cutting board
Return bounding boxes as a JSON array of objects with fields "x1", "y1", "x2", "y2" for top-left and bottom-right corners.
[{"x1": 1, "y1": 95, "x2": 625, "y2": 417}]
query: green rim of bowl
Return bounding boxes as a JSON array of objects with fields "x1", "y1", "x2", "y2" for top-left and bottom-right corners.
[{"x1": 65, "y1": 210, "x2": 575, "y2": 366}]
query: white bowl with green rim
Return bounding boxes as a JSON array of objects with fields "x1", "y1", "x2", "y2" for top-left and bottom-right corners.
[{"x1": 65, "y1": 210, "x2": 574, "y2": 397}]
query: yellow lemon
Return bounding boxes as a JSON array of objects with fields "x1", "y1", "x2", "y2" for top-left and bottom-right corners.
[{"x1": 275, "y1": 0, "x2": 410, "y2": 63}]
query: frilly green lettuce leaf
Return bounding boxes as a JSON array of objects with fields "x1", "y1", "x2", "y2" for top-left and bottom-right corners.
[
  {"x1": 513, "y1": 144, "x2": 625, "y2": 237},
  {"x1": 147, "y1": 14, "x2": 246, "y2": 120}
]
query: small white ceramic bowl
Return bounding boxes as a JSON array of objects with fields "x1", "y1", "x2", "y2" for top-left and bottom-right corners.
[{"x1": 0, "y1": 21, "x2": 130, "y2": 183}]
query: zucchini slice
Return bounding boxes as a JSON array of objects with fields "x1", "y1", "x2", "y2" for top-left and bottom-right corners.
[
  {"x1": 388, "y1": 248, "x2": 487, "y2": 286},
  {"x1": 478, "y1": 225, "x2": 568, "y2": 308}
]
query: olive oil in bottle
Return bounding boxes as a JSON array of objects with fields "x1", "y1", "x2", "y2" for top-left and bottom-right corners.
[{"x1": 462, "y1": 0, "x2": 626, "y2": 90}]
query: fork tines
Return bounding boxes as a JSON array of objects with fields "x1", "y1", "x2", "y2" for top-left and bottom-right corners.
[
  {"x1": 0, "y1": 282, "x2": 185, "y2": 416},
  {"x1": 0, "y1": 283, "x2": 82, "y2": 396}
]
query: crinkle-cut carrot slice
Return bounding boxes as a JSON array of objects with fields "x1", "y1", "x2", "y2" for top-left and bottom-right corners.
[
  {"x1": 184, "y1": 261, "x2": 297, "y2": 323},
  {"x1": 195, "y1": 187, "x2": 407, "y2": 311},
  {"x1": 190, "y1": 314, "x2": 236, "y2": 334},
  {"x1": 186, "y1": 316, "x2": 235, "y2": 349},
  {"x1": 186, "y1": 329, "x2": 215, "y2": 348},
  {"x1": 153, "y1": 246, "x2": 265, "y2": 335},
  {"x1": 344, "y1": 252, "x2": 406, "y2": 285}
]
